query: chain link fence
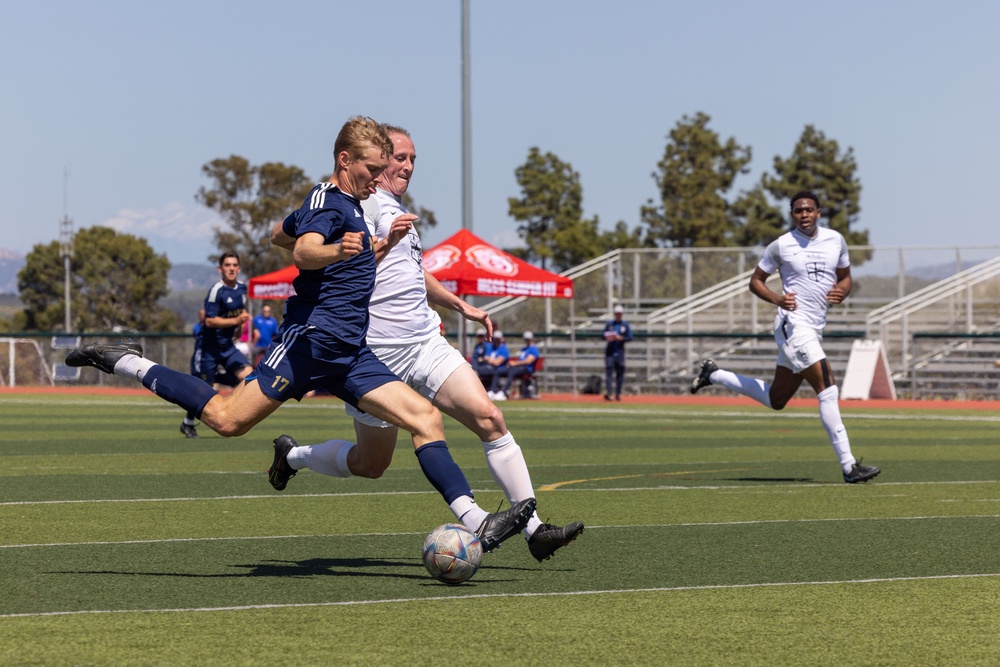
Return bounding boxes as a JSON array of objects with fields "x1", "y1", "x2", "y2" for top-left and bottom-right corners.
[{"x1": 4, "y1": 244, "x2": 1000, "y2": 397}]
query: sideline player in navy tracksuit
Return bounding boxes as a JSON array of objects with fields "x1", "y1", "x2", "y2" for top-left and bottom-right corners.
[
  {"x1": 603, "y1": 304, "x2": 633, "y2": 401},
  {"x1": 67, "y1": 116, "x2": 531, "y2": 551}
]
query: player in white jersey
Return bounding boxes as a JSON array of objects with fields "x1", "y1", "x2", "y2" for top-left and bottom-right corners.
[
  {"x1": 274, "y1": 125, "x2": 583, "y2": 561},
  {"x1": 689, "y1": 191, "x2": 880, "y2": 484}
]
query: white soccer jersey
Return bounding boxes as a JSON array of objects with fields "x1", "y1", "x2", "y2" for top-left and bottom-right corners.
[
  {"x1": 758, "y1": 226, "x2": 850, "y2": 330},
  {"x1": 361, "y1": 188, "x2": 440, "y2": 344}
]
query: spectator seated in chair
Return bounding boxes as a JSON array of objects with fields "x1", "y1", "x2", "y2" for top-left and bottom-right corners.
[
  {"x1": 488, "y1": 331, "x2": 540, "y2": 401},
  {"x1": 470, "y1": 328, "x2": 494, "y2": 388},
  {"x1": 477, "y1": 330, "x2": 509, "y2": 390}
]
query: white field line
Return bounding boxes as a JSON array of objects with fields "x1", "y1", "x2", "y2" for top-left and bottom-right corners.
[
  {"x1": 3, "y1": 572, "x2": 999, "y2": 619},
  {"x1": 3, "y1": 478, "x2": 1000, "y2": 509},
  {"x1": 6, "y1": 396, "x2": 1000, "y2": 423},
  {"x1": 4, "y1": 513, "x2": 1000, "y2": 551},
  {"x1": 515, "y1": 406, "x2": 1000, "y2": 423}
]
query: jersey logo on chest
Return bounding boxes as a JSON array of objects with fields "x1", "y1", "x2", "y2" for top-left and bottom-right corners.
[{"x1": 806, "y1": 262, "x2": 825, "y2": 282}]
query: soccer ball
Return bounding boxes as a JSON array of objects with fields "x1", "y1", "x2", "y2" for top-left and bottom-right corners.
[{"x1": 422, "y1": 523, "x2": 483, "y2": 584}]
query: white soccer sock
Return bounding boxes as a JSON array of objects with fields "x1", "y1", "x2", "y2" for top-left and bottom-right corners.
[
  {"x1": 287, "y1": 439, "x2": 354, "y2": 477},
  {"x1": 482, "y1": 432, "x2": 542, "y2": 538},
  {"x1": 817, "y1": 386, "x2": 855, "y2": 472},
  {"x1": 710, "y1": 368, "x2": 772, "y2": 408},
  {"x1": 453, "y1": 498, "x2": 487, "y2": 531},
  {"x1": 113, "y1": 356, "x2": 156, "y2": 382}
]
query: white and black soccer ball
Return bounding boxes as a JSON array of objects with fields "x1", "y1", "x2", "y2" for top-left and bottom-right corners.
[{"x1": 422, "y1": 523, "x2": 483, "y2": 584}]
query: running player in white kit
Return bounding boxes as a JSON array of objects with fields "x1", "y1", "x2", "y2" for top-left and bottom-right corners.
[
  {"x1": 690, "y1": 191, "x2": 880, "y2": 484},
  {"x1": 271, "y1": 125, "x2": 583, "y2": 561}
]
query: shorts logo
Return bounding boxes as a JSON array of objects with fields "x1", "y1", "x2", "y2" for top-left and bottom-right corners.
[{"x1": 806, "y1": 262, "x2": 824, "y2": 282}]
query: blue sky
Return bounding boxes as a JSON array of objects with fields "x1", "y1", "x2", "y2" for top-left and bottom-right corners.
[{"x1": 2, "y1": 0, "x2": 998, "y2": 268}]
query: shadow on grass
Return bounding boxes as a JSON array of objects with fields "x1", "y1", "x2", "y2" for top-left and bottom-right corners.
[
  {"x1": 721, "y1": 477, "x2": 816, "y2": 483},
  {"x1": 51, "y1": 556, "x2": 432, "y2": 581}
]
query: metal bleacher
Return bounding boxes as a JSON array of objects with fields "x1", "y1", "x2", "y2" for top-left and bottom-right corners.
[
  {"x1": 477, "y1": 247, "x2": 1000, "y2": 399},
  {"x1": 864, "y1": 255, "x2": 1000, "y2": 399}
]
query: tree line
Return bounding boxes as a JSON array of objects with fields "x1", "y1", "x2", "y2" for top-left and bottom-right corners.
[
  {"x1": 13, "y1": 112, "x2": 864, "y2": 332},
  {"x1": 510, "y1": 113, "x2": 866, "y2": 271}
]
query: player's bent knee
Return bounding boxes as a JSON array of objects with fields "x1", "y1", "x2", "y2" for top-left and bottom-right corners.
[
  {"x1": 769, "y1": 395, "x2": 790, "y2": 411},
  {"x1": 483, "y1": 403, "x2": 506, "y2": 430},
  {"x1": 205, "y1": 409, "x2": 255, "y2": 438},
  {"x1": 420, "y1": 403, "x2": 444, "y2": 429},
  {"x1": 214, "y1": 421, "x2": 249, "y2": 438},
  {"x1": 351, "y1": 458, "x2": 390, "y2": 479}
]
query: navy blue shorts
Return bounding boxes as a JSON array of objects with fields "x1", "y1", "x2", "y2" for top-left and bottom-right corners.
[
  {"x1": 250, "y1": 324, "x2": 399, "y2": 406},
  {"x1": 196, "y1": 346, "x2": 250, "y2": 383}
]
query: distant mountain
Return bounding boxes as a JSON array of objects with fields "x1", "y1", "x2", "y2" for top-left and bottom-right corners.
[
  {"x1": 167, "y1": 263, "x2": 219, "y2": 292},
  {"x1": 907, "y1": 260, "x2": 979, "y2": 281},
  {"x1": 0, "y1": 256, "x2": 246, "y2": 326},
  {"x1": 0, "y1": 253, "x2": 221, "y2": 296}
]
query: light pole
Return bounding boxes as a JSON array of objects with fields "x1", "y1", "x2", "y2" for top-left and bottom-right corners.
[
  {"x1": 461, "y1": 0, "x2": 472, "y2": 232},
  {"x1": 60, "y1": 168, "x2": 74, "y2": 332},
  {"x1": 459, "y1": 0, "x2": 472, "y2": 356}
]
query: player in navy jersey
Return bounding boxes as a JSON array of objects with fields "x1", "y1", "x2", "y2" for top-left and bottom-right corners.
[
  {"x1": 690, "y1": 191, "x2": 880, "y2": 484},
  {"x1": 270, "y1": 125, "x2": 582, "y2": 562},
  {"x1": 180, "y1": 253, "x2": 253, "y2": 438},
  {"x1": 66, "y1": 116, "x2": 532, "y2": 551}
]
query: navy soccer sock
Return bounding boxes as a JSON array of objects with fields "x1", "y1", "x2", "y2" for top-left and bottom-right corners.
[
  {"x1": 142, "y1": 365, "x2": 217, "y2": 418},
  {"x1": 414, "y1": 441, "x2": 474, "y2": 504}
]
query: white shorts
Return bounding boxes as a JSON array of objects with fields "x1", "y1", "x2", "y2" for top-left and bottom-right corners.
[
  {"x1": 345, "y1": 334, "x2": 468, "y2": 428},
  {"x1": 773, "y1": 314, "x2": 826, "y2": 373}
]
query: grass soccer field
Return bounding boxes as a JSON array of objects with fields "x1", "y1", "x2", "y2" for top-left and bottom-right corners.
[{"x1": 2, "y1": 393, "x2": 1000, "y2": 665}]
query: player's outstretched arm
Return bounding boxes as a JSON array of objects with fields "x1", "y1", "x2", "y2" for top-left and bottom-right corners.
[
  {"x1": 373, "y1": 213, "x2": 418, "y2": 264},
  {"x1": 424, "y1": 270, "x2": 494, "y2": 340}
]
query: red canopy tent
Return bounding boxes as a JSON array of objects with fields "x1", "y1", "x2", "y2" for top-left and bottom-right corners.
[
  {"x1": 423, "y1": 229, "x2": 574, "y2": 356},
  {"x1": 422, "y1": 229, "x2": 573, "y2": 299},
  {"x1": 247, "y1": 229, "x2": 574, "y2": 352},
  {"x1": 248, "y1": 264, "x2": 298, "y2": 300},
  {"x1": 250, "y1": 229, "x2": 575, "y2": 301}
]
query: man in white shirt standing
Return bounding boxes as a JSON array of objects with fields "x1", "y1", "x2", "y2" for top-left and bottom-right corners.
[
  {"x1": 272, "y1": 125, "x2": 583, "y2": 561},
  {"x1": 689, "y1": 191, "x2": 880, "y2": 484}
]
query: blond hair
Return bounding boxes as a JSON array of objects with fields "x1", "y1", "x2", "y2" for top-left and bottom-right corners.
[{"x1": 333, "y1": 116, "x2": 393, "y2": 165}]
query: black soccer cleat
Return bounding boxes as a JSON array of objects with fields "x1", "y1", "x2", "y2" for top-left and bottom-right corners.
[
  {"x1": 268, "y1": 435, "x2": 298, "y2": 491},
  {"x1": 528, "y1": 521, "x2": 585, "y2": 562},
  {"x1": 179, "y1": 423, "x2": 199, "y2": 439},
  {"x1": 844, "y1": 461, "x2": 881, "y2": 484},
  {"x1": 689, "y1": 358, "x2": 718, "y2": 394},
  {"x1": 65, "y1": 341, "x2": 143, "y2": 374},
  {"x1": 476, "y1": 497, "x2": 536, "y2": 553}
]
